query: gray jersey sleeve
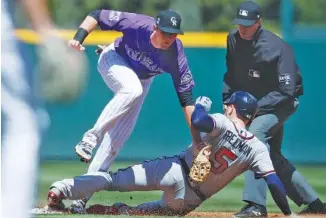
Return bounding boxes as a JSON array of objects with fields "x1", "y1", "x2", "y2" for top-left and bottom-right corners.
[
  {"x1": 249, "y1": 145, "x2": 275, "y2": 179},
  {"x1": 208, "y1": 113, "x2": 228, "y2": 137}
]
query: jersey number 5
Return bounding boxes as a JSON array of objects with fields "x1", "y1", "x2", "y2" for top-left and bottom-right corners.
[{"x1": 211, "y1": 147, "x2": 238, "y2": 174}]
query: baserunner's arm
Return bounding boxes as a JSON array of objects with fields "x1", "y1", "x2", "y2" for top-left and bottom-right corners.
[
  {"x1": 191, "y1": 104, "x2": 214, "y2": 133},
  {"x1": 264, "y1": 173, "x2": 292, "y2": 215}
]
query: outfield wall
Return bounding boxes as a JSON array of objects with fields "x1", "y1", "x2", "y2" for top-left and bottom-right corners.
[{"x1": 16, "y1": 31, "x2": 326, "y2": 163}]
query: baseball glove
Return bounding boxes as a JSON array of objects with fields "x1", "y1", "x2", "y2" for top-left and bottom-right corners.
[{"x1": 189, "y1": 145, "x2": 212, "y2": 183}]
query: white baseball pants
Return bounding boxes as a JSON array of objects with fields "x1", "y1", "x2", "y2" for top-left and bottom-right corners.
[
  {"x1": 85, "y1": 43, "x2": 153, "y2": 173},
  {"x1": 1, "y1": 2, "x2": 42, "y2": 218}
]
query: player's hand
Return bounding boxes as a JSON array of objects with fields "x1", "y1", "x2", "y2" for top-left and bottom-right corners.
[
  {"x1": 68, "y1": 39, "x2": 85, "y2": 51},
  {"x1": 95, "y1": 45, "x2": 107, "y2": 55},
  {"x1": 37, "y1": 34, "x2": 88, "y2": 103},
  {"x1": 195, "y1": 96, "x2": 212, "y2": 112}
]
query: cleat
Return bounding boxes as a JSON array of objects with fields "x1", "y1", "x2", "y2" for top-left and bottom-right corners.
[
  {"x1": 233, "y1": 203, "x2": 267, "y2": 218},
  {"x1": 75, "y1": 141, "x2": 95, "y2": 163},
  {"x1": 47, "y1": 188, "x2": 65, "y2": 210},
  {"x1": 31, "y1": 188, "x2": 66, "y2": 215},
  {"x1": 70, "y1": 199, "x2": 87, "y2": 214},
  {"x1": 75, "y1": 134, "x2": 97, "y2": 162},
  {"x1": 299, "y1": 202, "x2": 326, "y2": 214}
]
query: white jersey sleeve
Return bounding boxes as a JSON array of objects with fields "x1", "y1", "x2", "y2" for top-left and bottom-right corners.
[{"x1": 249, "y1": 145, "x2": 275, "y2": 179}]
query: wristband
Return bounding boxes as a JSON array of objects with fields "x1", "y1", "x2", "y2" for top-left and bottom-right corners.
[{"x1": 73, "y1": 28, "x2": 89, "y2": 44}]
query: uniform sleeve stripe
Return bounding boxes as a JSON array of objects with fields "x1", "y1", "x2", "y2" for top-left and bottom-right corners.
[{"x1": 263, "y1": 170, "x2": 276, "y2": 177}]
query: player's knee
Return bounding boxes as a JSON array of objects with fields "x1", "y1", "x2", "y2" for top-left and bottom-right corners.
[
  {"x1": 123, "y1": 84, "x2": 143, "y2": 103},
  {"x1": 132, "y1": 84, "x2": 143, "y2": 99},
  {"x1": 86, "y1": 171, "x2": 112, "y2": 182},
  {"x1": 249, "y1": 121, "x2": 270, "y2": 140}
]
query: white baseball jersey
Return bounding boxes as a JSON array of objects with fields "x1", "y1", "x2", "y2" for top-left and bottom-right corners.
[
  {"x1": 2, "y1": 1, "x2": 42, "y2": 218},
  {"x1": 183, "y1": 113, "x2": 274, "y2": 198}
]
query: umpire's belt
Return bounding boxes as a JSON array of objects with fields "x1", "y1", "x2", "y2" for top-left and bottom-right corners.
[{"x1": 179, "y1": 156, "x2": 207, "y2": 202}]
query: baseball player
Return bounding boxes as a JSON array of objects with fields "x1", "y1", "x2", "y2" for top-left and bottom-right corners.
[
  {"x1": 224, "y1": 1, "x2": 325, "y2": 216},
  {"x1": 1, "y1": 1, "x2": 86, "y2": 218},
  {"x1": 68, "y1": 8, "x2": 200, "y2": 212},
  {"x1": 40, "y1": 91, "x2": 293, "y2": 216}
]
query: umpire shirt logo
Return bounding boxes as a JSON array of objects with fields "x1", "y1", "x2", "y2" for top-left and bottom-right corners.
[{"x1": 248, "y1": 69, "x2": 260, "y2": 80}]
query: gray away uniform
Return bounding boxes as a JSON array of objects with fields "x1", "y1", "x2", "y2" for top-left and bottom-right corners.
[{"x1": 51, "y1": 114, "x2": 274, "y2": 215}]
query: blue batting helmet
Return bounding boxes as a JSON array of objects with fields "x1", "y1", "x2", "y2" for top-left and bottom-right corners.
[{"x1": 224, "y1": 91, "x2": 258, "y2": 120}]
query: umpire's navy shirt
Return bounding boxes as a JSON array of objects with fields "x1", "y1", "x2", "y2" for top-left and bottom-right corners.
[{"x1": 223, "y1": 27, "x2": 303, "y2": 116}]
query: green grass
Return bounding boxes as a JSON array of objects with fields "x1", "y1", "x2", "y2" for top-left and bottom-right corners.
[{"x1": 35, "y1": 161, "x2": 326, "y2": 217}]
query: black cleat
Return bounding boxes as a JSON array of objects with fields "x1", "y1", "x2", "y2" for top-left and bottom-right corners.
[
  {"x1": 233, "y1": 203, "x2": 267, "y2": 218},
  {"x1": 299, "y1": 201, "x2": 326, "y2": 214}
]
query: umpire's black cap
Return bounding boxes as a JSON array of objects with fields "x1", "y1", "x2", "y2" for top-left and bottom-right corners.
[
  {"x1": 233, "y1": 1, "x2": 262, "y2": 27},
  {"x1": 156, "y1": 9, "x2": 184, "y2": 35}
]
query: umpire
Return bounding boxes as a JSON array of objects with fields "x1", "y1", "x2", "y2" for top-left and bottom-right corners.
[{"x1": 223, "y1": 1, "x2": 326, "y2": 217}]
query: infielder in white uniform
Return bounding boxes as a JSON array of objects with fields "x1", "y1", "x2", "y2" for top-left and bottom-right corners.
[
  {"x1": 1, "y1": 1, "x2": 86, "y2": 218},
  {"x1": 1, "y1": 2, "x2": 41, "y2": 218},
  {"x1": 41, "y1": 91, "x2": 293, "y2": 216},
  {"x1": 68, "y1": 9, "x2": 201, "y2": 212}
]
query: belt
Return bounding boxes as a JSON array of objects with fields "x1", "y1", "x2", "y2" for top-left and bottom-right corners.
[{"x1": 179, "y1": 156, "x2": 207, "y2": 202}]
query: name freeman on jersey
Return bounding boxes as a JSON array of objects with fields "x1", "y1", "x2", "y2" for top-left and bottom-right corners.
[
  {"x1": 125, "y1": 44, "x2": 165, "y2": 74},
  {"x1": 221, "y1": 130, "x2": 252, "y2": 156}
]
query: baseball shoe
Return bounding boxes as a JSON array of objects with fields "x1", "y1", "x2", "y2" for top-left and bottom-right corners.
[
  {"x1": 70, "y1": 199, "x2": 87, "y2": 214},
  {"x1": 47, "y1": 188, "x2": 65, "y2": 209},
  {"x1": 299, "y1": 200, "x2": 326, "y2": 214},
  {"x1": 233, "y1": 203, "x2": 267, "y2": 218},
  {"x1": 75, "y1": 135, "x2": 96, "y2": 162},
  {"x1": 31, "y1": 188, "x2": 66, "y2": 214}
]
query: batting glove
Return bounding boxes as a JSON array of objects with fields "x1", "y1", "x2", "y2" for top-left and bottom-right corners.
[
  {"x1": 95, "y1": 45, "x2": 107, "y2": 55},
  {"x1": 195, "y1": 96, "x2": 212, "y2": 112}
]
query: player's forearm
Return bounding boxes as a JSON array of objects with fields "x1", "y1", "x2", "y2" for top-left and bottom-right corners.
[
  {"x1": 182, "y1": 105, "x2": 193, "y2": 127},
  {"x1": 182, "y1": 105, "x2": 202, "y2": 144},
  {"x1": 20, "y1": 0, "x2": 54, "y2": 33},
  {"x1": 72, "y1": 16, "x2": 98, "y2": 45},
  {"x1": 79, "y1": 16, "x2": 98, "y2": 34},
  {"x1": 264, "y1": 174, "x2": 292, "y2": 215}
]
